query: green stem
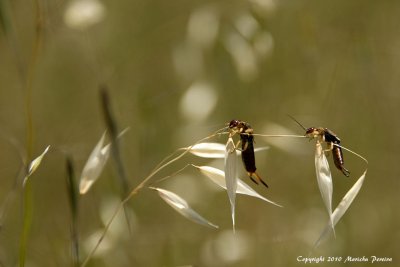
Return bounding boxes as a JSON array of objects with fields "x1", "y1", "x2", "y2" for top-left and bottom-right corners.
[
  {"x1": 19, "y1": 0, "x2": 43, "y2": 266},
  {"x1": 25, "y1": 0, "x2": 43, "y2": 157},
  {"x1": 19, "y1": 181, "x2": 33, "y2": 267}
]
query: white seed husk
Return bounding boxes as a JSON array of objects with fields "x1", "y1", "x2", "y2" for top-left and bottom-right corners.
[{"x1": 151, "y1": 187, "x2": 218, "y2": 229}]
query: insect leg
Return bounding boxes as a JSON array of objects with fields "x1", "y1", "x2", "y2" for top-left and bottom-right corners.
[
  {"x1": 323, "y1": 141, "x2": 334, "y2": 152},
  {"x1": 234, "y1": 140, "x2": 241, "y2": 150},
  {"x1": 250, "y1": 172, "x2": 269, "y2": 188}
]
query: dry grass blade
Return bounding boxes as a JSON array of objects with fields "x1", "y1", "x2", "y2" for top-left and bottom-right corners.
[
  {"x1": 150, "y1": 187, "x2": 218, "y2": 229},
  {"x1": 79, "y1": 132, "x2": 109, "y2": 194},
  {"x1": 100, "y1": 87, "x2": 130, "y2": 195},
  {"x1": 189, "y1": 142, "x2": 269, "y2": 159},
  {"x1": 194, "y1": 165, "x2": 282, "y2": 207},
  {"x1": 80, "y1": 128, "x2": 130, "y2": 194},
  {"x1": 23, "y1": 145, "x2": 50, "y2": 186},
  {"x1": 253, "y1": 146, "x2": 270, "y2": 153},
  {"x1": 331, "y1": 170, "x2": 367, "y2": 226},
  {"x1": 67, "y1": 157, "x2": 79, "y2": 225},
  {"x1": 27, "y1": 145, "x2": 50, "y2": 176},
  {"x1": 224, "y1": 137, "x2": 237, "y2": 231},
  {"x1": 236, "y1": 177, "x2": 282, "y2": 207},
  {"x1": 100, "y1": 87, "x2": 132, "y2": 233},
  {"x1": 315, "y1": 142, "x2": 334, "y2": 234},
  {"x1": 314, "y1": 171, "x2": 367, "y2": 248},
  {"x1": 66, "y1": 156, "x2": 80, "y2": 267},
  {"x1": 189, "y1": 142, "x2": 226, "y2": 158}
]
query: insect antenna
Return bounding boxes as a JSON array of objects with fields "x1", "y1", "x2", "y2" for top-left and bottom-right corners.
[{"x1": 287, "y1": 114, "x2": 307, "y2": 131}]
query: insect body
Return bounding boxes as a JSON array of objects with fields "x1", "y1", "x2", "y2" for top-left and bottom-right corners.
[
  {"x1": 302, "y1": 125, "x2": 350, "y2": 177},
  {"x1": 228, "y1": 119, "x2": 269, "y2": 187}
]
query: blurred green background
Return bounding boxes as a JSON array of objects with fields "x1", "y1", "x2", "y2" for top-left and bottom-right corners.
[{"x1": 0, "y1": 0, "x2": 399, "y2": 266}]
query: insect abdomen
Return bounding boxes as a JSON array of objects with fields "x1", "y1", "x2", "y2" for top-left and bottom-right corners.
[
  {"x1": 332, "y1": 146, "x2": 350, "y2": 177},
  {"x1": 241, "y1": 135, "x2": 257, "y2": 172}
]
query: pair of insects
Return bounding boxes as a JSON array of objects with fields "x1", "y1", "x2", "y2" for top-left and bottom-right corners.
[{"x1": 227, "y1": 119, "x2": 350, "y2": 188}]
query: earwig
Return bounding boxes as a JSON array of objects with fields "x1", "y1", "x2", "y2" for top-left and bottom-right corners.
[
  {"x1": 228, "y1": 119, "x2": 269, "y2": 188},
  {"x1": 289, "y1": 116, "x2": 350, "y2": 177}
]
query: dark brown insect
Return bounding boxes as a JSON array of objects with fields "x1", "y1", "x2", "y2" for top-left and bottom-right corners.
[
  {"x1": 228, "y1": 119, "x2": 269, "y2": 187},
  {"x1": 290, "y1": 117, "x2": 350, "y2": 177}
]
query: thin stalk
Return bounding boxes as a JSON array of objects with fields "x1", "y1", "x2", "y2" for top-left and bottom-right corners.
[
  {"x1": 151, "y1": 147, "x2": 187, "y2": 171},
  {"x1": 252, "y1": 134, "x2": 307, "y2": 138},
  {"x1": 19, "y1": 0, "x2": 44, "y2": 266},
  {"x1": 149, "y1": 164, "x2": 192, "y2": 186},
  {"x1": 19, "y1": 180, "x2": 33, "y2": 267},
  {"x1": 25, "y1": 0, "x2": 43, "y2": 157}
]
